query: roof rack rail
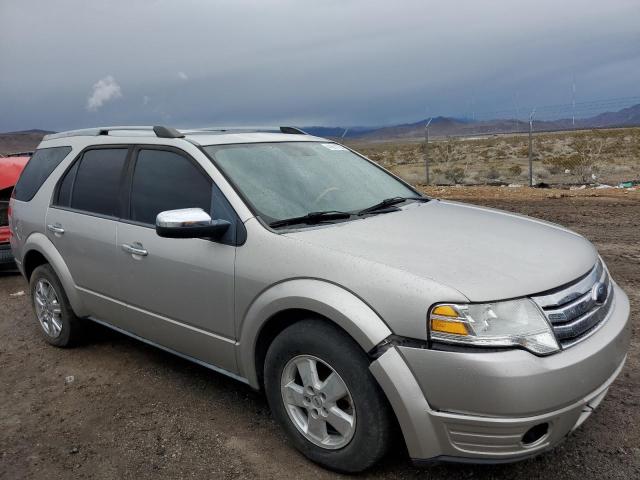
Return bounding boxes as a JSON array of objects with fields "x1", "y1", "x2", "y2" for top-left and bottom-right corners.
[
  {"x1": 43, "y1": 125, "x2": 186, "y2": 141},
  {"x1": 181, "y1": 126, "x2": 308, "y2": 135},
  {"x1": 43, "y1": 125, "x2": 307, "y2": 141}
]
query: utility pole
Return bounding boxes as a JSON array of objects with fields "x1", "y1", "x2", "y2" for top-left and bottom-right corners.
[
  {"x1": 528, "y1": 108, "x2": 536, "y2": 187},
  {"x1": 514, "y1": 91, "x2": 520, "y2": 133},
  {"x1": 572, "y1": 75, "x2": 576, "y2": 128},
  {"x1": 424, "y1": 117, "x2": 433, "y2": 185},
  {"x1": 471, "y1": 95, "x2": 476, "y2": 122}
]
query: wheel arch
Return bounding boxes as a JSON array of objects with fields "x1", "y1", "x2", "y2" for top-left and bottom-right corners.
[
  {"x1": 21, "y1": 233, "x2": 87, "y2": 317},
  {"x1": 237, "y1": 279, "x2": 393, "y2": 389},
  {"x1": 22, "y1": 249, "x2": 48, "y2": 280}
]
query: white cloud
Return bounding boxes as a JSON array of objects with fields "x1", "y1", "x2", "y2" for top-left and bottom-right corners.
[
  {"x1": 86, "y1": 75, "x2": 122, "y2": 111},
  {"x1": 143, "y1": 95, "x2": 150, "y2": 105},
  {"x1": 178, "y1": 71, "x2": 188, "y2": 80}
]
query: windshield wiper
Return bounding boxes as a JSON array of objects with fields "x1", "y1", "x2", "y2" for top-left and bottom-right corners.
[
  {"x1": 357, "y1": 196, "x2": 429, "y2": 216},
  {"x1": 269, "y1": 211, "x2": 352, "y2": 229}
]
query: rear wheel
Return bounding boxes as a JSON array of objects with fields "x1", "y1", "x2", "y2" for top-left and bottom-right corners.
[
  {"x1": 29, "y1": 264, "x2": 83, "y2": 347},
  {"x1": 264, "y1": 319, "x2": 393, "y2": 473}
]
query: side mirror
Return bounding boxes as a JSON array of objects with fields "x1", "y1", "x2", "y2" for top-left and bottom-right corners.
[{"x1": 156, "y1": 208, "x2": 230, "y2": 239}]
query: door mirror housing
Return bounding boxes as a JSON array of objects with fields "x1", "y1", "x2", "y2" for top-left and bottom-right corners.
[{"x1": 156, "y1": 208, "x2": 230, "y2": 239}]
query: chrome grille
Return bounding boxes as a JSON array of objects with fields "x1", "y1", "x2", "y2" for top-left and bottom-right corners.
[{"x1": 532, "y1": 260, "x2": 613, "y2": 348}]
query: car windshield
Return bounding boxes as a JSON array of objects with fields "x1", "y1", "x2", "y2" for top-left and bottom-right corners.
[{"x1": 203, "y1": 142, "x2": 419, "y2": 225}]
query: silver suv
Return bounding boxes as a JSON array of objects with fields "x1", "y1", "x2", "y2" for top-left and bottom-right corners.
[{"x1": 9, "y1": 126, "x2": 630, "y2": 472}]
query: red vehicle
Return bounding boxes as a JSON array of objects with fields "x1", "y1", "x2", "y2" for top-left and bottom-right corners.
[{"x1": 1, "y1": 155, "x2": 30, "y2": 269}]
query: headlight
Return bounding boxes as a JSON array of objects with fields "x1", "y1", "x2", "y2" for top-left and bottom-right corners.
[{"x1": 429, "y1": 299, "x2": 559, "y2": 355}]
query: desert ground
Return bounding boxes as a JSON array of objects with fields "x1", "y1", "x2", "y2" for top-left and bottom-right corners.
[
  {"x1": 1, "y1": 185, "x2": 638, "y2": 479},
  {"x1": 346, "y1": 127, "x2": 640, "y2": 187}
]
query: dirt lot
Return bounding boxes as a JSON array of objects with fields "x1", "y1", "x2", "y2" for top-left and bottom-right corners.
[{"x1": 1, "y1": 187, "x2": 638, "y2": 479}]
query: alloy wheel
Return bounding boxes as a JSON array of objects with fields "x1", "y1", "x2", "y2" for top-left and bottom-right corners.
[
  {"x1": 280, "y1": 354, "x2": 356, "y2": 449},
  {"x1": 34, "y1": 279, "x2": 63, "y2": 338}
]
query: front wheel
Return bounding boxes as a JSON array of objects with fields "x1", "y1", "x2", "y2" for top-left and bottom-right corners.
[{"x1": 264, "y1": 319, "x2": 394, "y2": 473}]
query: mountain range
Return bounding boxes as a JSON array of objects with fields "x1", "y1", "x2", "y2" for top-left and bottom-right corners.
[
  {"x1": 305, "y1": 103, "x2": 640, "y2": 140},
  {"x1": 2, "y1": 104, "x2": 640, "y2": 154}
]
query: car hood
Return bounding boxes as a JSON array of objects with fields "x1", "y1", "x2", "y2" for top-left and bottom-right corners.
[{"x1": 285, "y1": 200, "x2": 598, "y2": 301}]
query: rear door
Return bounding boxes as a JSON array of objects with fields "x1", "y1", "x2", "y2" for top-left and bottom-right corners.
[
  {"x1": 47, "y1": 146, "x2": 129, "y2": 321},
  {"x1": 115, "y1": 146, "x2": 238, "y2": 373}
]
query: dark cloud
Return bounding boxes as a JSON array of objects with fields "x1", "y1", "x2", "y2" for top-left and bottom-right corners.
[{"x1": 1, "y1": 0, "x2": 639, "y2": 131}]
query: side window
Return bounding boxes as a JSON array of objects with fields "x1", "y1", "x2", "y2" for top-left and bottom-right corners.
[
  {"x1": 71, "y1": 149, "x2": 128, "y2": 217},
  {"x1": 130, "y1": 149, "x2": 212, "y2": 225},
  {"x1": 13, "y1": 146, "x2": 72, "y2": 202},
  {"x1": 55, "y1": 160, "x2": 79, "y2": 207}
]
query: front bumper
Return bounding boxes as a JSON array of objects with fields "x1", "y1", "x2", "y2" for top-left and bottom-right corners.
[{"x1": 370, "y1": 283, "x2": 630, "y2": 462}]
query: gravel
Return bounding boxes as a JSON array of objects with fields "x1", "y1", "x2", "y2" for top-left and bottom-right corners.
[{"x1": 1, "y1": 189, "x2": 638, "y2": 479}]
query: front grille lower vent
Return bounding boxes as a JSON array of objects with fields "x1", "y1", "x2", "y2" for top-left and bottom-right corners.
[{"x1": 532, "y1": 260, "x2": 613, "y2": 348}]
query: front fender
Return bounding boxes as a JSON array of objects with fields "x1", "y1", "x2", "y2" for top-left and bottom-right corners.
[
  {"x1": 22, "y1": 232, "x2": 88, "y2": 317},
  {"x1": 237, "y1": 278, "x2": 392, "y2": 388}
]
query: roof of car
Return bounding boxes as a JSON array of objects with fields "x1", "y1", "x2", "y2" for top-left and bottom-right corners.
[
  {"x1": 185, "y1": 132, "x2": 326, "y2": 146},
  {"x1": 42, "y1": 126, "x2": 329, "y2": 147}
]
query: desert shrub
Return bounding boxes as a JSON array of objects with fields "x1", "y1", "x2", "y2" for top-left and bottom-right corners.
[
  {"x1": 543, "y1": 155, "x2": 574, "y2": 174},
  {"x1": 493, "y1": 148, "x2": 507, "y2": 159},
  {"x1": 444, "y1": 166, "x2": 465, "y2": 184},
  {"x1": 536, "y1": 168, "x2": 549, "y2": 180},
  {"x1": 569, "y1": 139, "x2": 604, "y2": 182},
  {"x1": 508, "y1": 164, "x2": 523, "y2": 177},
  {"x1": 600, "y1": 139, "x2": 621, "y2": 155},
  {"x1": 482, "y1": 166, "x2": 501, "y2": 182},
  {"x1": 436, "y1": 138, "x2": 460, "y2": 164},
  {"x1": 478, "y1": 149, "x2": 491, "y2": 160},
  {"x1": 367, "y1": 152, "x2": 383, "y2": 161},
  {"x1": 542, "y1": 144, "x2": 602, "y2": 182},
  {"x1": 395, "y1": 153, "x2": 412, "y2": 165},
  {"x1": 430, "y1": 137, "x2": 466, "y2": 184}
]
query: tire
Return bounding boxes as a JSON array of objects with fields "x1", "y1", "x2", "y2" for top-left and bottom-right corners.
[
  {"x1": 264, "y1": 319, "x2": 394, "y2": 473},
  {"x1": 29, "y1": 264, "x2": 83, "y2": 347}
]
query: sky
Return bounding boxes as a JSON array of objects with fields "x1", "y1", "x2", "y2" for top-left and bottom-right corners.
[{"x1": 1, "y1": 0, "x2": 639, "y2": 132}]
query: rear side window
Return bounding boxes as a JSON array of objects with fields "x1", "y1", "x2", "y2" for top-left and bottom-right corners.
[
  {"x1": 13, "y1": 146, "x2": 71, "y2": 202},
  {"x1": 61, "y1": 149, "x2": 128, "y2": 217},
  {"x1": 129, "y1": 149, "x2": 212, "y2": 225},
  {"x1": 56, "y1": 160, "x2": 79, "y2": 207}
]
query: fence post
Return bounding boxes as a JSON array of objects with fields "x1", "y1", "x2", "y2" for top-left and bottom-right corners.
[
  {"x1": 424, "y1": 117, "x2": 432, "y2": 185},
  {"x1": 528, "y1": 109, "x2": 536, "y2": 187}
]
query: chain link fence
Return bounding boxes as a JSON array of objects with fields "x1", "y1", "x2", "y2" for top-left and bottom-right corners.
[{"x1": 348, "y1": 127, "x2": 640, "y2": 187}]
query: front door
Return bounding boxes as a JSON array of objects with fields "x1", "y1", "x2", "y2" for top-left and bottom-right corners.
[{"x1": 115, "y1": 147, "x2": 238, "y2": 373}]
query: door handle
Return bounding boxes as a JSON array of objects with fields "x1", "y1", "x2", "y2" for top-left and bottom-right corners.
[
  {"x1": 47, "y1": 224, "x2": 65, "y2": 235},
  {"x1": 121, "y1": 243, "x2": 148, "y2": 257}
]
